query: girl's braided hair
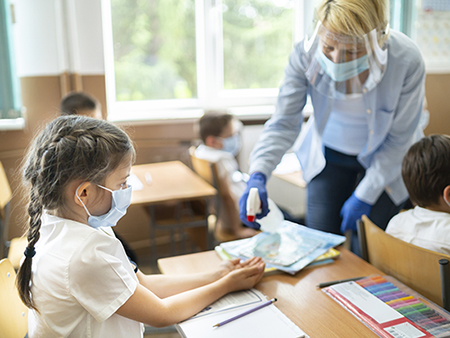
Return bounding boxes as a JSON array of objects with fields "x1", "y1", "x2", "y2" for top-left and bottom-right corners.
[{"x1": 16, "y1": 115, "x2": 135, "y2": 310}]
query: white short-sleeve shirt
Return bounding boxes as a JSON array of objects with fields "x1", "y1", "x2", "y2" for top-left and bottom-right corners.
[
  {"x1": 386, "y1": 206, "x2": 450, "y2": 255},
  {"x1": 28, "y1": 213, "x2": 143, "y2": 338}
]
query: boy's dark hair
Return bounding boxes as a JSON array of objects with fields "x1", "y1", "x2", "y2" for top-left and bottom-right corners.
[
  {"x1": 60, "y1": 92, "x2": 98, "y2": 116},
  {"x1": 198, "y1": 110, "x2": 233, "y2": 143},
  {"x1": 402, "y1": 134, "x2": 450, "y2": 207}
]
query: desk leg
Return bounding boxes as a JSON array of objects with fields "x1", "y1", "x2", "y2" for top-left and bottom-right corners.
[
  {"x1": 148, "y1": 205, "x2": 158, "y2": 262},
  {"x1": 205, "y1": 197, "x2": 213, "y2": 250},
  {"x1": 171, "y1": 203, "x2": 180, "y2": 256}
]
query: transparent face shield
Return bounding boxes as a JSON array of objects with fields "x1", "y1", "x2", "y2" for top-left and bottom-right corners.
[{"x1": 303, "y1": 21, "x2": 389, "y2": 99}]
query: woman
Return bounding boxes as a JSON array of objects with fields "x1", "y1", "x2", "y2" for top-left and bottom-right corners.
[{"x1": 239, "y1": 0, "x2": 425, "y2": 253}]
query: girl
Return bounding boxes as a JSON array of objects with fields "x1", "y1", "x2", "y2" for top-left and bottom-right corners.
[{"x1": 17, "y1": 116, "x2": 265, "y2": 337}]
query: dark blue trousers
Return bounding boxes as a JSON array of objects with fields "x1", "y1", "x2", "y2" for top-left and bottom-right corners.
[{"x1": 306, "y1": 147, "x2": 410, "y2": 255}]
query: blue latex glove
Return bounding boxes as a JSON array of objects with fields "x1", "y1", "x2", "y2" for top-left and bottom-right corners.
[
  {"x1": 239, "y1": 172, "x2": 270, "y2": 229},
  {"x1": 340, "y1": 193, "x2": 372, "y2": 233}
]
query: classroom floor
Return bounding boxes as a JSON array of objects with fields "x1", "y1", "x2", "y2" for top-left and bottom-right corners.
[{"x1": 144, "y1": 328, "x2": 180, "y2": 338}]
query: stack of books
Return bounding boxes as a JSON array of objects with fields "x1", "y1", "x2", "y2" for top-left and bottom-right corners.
[{"x1": 216, "y1": 220, "x2": 345, "y2": 275}]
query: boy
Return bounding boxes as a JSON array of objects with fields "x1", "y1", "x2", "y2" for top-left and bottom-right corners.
[
  {"x1": 386, "y1": 134, "x2": 450, "y2": 255},
  {"x1": 60, "y1": 92, "x2": 102, "y2": 119},
  {"x1": 195, "y1": 110, "x2": 258, "y2": 240}
]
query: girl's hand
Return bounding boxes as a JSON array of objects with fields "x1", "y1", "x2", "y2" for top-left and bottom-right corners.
[
  {"x1": 216, "y1": 256, "x2": 263, "y2": 279},
  {"x1": 223, "y1": 259, "x2": 265, "y2": 293}
]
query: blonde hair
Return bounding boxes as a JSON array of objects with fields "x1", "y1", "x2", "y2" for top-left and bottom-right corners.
[{"x1": 316, "y1": 0, "x2": 389, "y2": 37}]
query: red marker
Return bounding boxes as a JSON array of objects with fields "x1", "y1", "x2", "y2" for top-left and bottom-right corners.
[{"x1": 246, "y1": 188, "x2": 262, "y2": 222}]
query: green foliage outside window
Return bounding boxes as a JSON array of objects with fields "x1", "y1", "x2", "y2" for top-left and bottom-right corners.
[
  {"x1": 110, "y1": 0, "x2": 294, "y2": 102},
  {"x1": 111, "y1": 0, "x2": 196, "y2": 101},
  {"x1": 222, "y1": 0, "x2": 294, "y2": 90}
]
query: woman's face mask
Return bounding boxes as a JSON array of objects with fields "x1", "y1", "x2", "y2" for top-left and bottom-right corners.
[
  {"x1": 316, "y1": 48, "x2": 369, "y2": 82},
  {"x1": 76, "y1": 184, "x2": 132, "y2": 228}
]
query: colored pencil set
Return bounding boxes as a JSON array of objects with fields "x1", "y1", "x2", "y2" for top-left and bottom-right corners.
[
  {"x1": 324, "y1": 275, "x2": 450, "y2": 338},
  {"x1": 356, "y1": 276, "x2": 450, "y2": 338}
]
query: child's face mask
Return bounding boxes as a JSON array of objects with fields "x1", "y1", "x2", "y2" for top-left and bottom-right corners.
[
  {"x1": 76, "y1": 184, "x2": 132, "y2": 228},
  {"x1": 221, "y1": 133, "x2": 241, "y2": 156}
]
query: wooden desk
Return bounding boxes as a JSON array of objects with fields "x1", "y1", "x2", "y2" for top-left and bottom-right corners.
[
  {"x1": 158, "y1": 248, "x2": 384, "y2": 338},
  {"x1": 272, "y1": 170, "x2": 306, "y2": 188},
  {"x1": 272, "y1": 153, "x2": 306, "y2": 188},
  {"x1": 131, "y1": 161, "x2": 217, "y2": 259}
]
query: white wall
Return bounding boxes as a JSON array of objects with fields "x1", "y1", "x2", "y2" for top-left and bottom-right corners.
[
  {"x1": 11, "y1": 0, "x2": 104, "y2": 77},
  {"x1": 73, "y1": 0, "x2": 104, "y2": 74}
]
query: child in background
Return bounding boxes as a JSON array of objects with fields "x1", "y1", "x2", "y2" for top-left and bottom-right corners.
[
  {"x1": 386, "y1": 134, "x2": 450, "y2": 255},
  {"x1": 195, "y1": 110, "x2": 259, "y2": 240},
  {"x1": 60, "y1": 91, "x2": 103, "y2": 119},
  {"x1": 17, "y1": 116, "x2": 265, "y2": 337}
]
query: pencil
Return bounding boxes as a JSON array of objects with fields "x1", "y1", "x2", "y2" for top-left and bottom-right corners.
[
  {"x1": 212, "y1": 298, "x2": 277, "y2": 328},
  {"x1": 316, "y1": 276, "x2": 365, "y2": 288}
]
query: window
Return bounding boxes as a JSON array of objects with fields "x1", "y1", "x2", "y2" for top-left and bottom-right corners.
[
  {"x1": 0, "y1": 0, "x2": 23, "y2": 130},
  {"x1": 103, "y1": 0, "x2": 306, "y2": 121},
  {"x1": 390, "y1": 0, "x2": 416, "y2": 37}
]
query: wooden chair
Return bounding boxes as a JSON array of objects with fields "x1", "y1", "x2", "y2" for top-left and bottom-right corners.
[
  {"x1": 0, "y1": 161, "x2": 27, "y2": 270},
  {"x1": 188, "y1": 146, "x2": 239, "y2": 243},
  {"x1": 188, "y1": 146, "x2": 221, "y2": 190},
  {"x1": 187, "y1": 146, "x2": 220, "y2": 246},
  {"x1": 0, "y1": 258, "x2": 28, "y2": 338},
  {"x1": 358, "y1": 214, "x2": 450, "y2": 310},
  {"x1": 0, "y1": 161, "x2": 12, "y2": 259},
  {"x1": 8, "y1": 237, "x2": 28, "y2": 270}
]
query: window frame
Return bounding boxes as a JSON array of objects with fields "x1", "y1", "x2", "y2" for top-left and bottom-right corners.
[
  {"x1": 0, "y1": 0, "x2": 24, "y2": 130},
  {"x1": 102, "y1": 0, "x2": 309, "y2": 122}
]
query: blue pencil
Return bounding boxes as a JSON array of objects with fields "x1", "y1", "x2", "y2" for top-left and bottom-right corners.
[{"x1": 212, "y1": 298, "x2": 277, "y2": 328}]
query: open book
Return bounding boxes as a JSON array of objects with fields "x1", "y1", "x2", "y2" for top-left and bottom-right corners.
[{"x1": 176, "y1": 289, "x2": 308, "y2": 338}]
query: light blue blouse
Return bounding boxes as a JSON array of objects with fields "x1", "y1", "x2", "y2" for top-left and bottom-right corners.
[
  {"x1": 249, "y1": 30, "x2": 426, "y2": 206},
  {"x1": 322, "y1": 95, "x2": 368, "y2": 155}
]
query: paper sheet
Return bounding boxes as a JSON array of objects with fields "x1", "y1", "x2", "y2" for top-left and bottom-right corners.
[
  {"x1": 177, "y1": 289, "x2": 307, "y2": 338},
  {"x1": 128, "y1": 173, "x2": 144, "y2": 191},
  {"x1": 188, "y1": 289, "x2": 264, "y2": 320}
]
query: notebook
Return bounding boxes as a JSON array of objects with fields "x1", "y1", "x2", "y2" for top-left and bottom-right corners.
[{"x1": 176, "y1": 289, "x2": 308, "y2": 338}]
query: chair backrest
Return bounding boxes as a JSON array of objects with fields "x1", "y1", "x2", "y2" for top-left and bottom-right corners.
[
  {"x1": 8, "y1": 237, "x2": 28, "y2": 270},
  {"x1": 358, "y1": 214, "x2": 450, "y2": 308},
  {"x1": 0, "y1": 161, "x2": 13, "y2": 259},
  {"x1": 0, "y1": 161, "x2": 12, "y2": 218},
  {"x1": 0, "y1": 258, "x2": 28, "y2": 338},
  {"x1": 188, "y1": 146, "x2": 222, "y2": 192}
]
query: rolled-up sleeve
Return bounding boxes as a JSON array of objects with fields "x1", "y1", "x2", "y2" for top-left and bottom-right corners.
[{"x1": 249, "y1": 42, "x2": 309, "y2": 178}]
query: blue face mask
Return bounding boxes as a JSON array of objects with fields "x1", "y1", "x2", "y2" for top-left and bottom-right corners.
[
  {"x1": 77, "y1": 184, "x2": 132, "y2": 228},
  {"x1": 221, "y1": 134, "x2": 241, "y2": 156},
  {"x1": 316, "y1": 49, "x2": 369, "y2": 82}
]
